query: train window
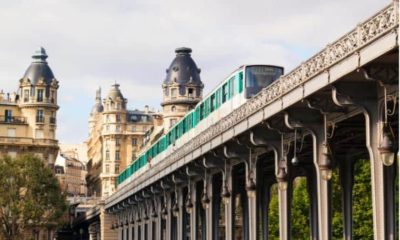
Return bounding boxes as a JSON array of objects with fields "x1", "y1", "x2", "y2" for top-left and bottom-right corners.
[
  {"x1": 210, "y1": 94, "x2": 216, "y2": 112},
  {"x1": 200, "y1": 103, "x2": 204, "y2": 120},
  {"x1": 245, "y1": 66, "x2": 283, "y2": 98},
  {"x1": 238, "y1": 72, "x2": 244, "y2": 93},
  {"x1": 222, "y1": 83, "x2": 228, "y2": 103}
]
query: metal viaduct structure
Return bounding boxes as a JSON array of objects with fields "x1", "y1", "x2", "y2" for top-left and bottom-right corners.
[{"x1": 79, "y1": 3, "x2": 399, "y2": 240}]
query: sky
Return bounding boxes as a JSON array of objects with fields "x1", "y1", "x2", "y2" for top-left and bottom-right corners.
[{"x1": 0, "y1": 0, "x2": 389, "y2": 144}]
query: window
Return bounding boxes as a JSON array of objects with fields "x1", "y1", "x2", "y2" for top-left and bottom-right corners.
[
  {"x1": 106, "y1": 150, "x2": 110, "y2": 161},
  {"x1": 115, "y1": 164, "x2": 120, "y2": 173},
  {"x1": 106, "y1": 125, "x2": 110, "y2": 131},
  {"x1": 116, "y1": 125, "x2": 121, "y2": 132},
  {"x1": 188, "y1": 88, "x2": 194, "y2": 98},
  {"x1": 211, "y1": 94, "x2": 216, "y2": 112},
  {"x1": 50, "y1": 111, "x2": 56, "y2": 124},
  {"x1": 222, "y1": 83, "x2": 228, "y2": 103},
  {"x1": 171, "y1": 106, "x2": 176, "y2": 112},
  {"x1": 200, "y1": 103, "x2": 204, "y2": 120},
  {"x1": 36, "y1": 109, "x2": 44, "y2": 123},
  {"x1": 115, "y1": 151, "x2": 120, "y2": 161},
  {"x1": 171, "y1": 88, "x2": 177, "y2": 98},
  {"x1": 132, "y1": 126, "x2": 136, "y2": 132},
  {"x1": 50, "y1": 90, "x2": 55, "y2": 103},
  {"x1": 116, "y1": 114, "x2": 121, "y2": 122},
  {"x1": 7, "y1": 128, "x2": 16, "y2": 137},
  {"x1": 24, "y1": 89, "x2": 29, "y2": 102},
  {"x1": 37, "y1": 89, "x2": 44, "y2": 102},
  {"x1": 132, "y1": 138, "x2": 137, "y2": 146},
  {"x1": 116, "y1": 137, "x2": 120, "y2": 146},
  {"x1": 4, "y1": 110, "x2": 12, "y2": 122},
  {"x1": 106, "y1": 115, "x2": 110, "y2": 122},
  {"x1": 105, "y1": 165, "x2": 110, "y2": 173}
]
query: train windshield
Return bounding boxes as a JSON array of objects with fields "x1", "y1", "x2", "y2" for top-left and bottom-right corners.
[{"x1": 245, "y1": 66, "x2": 283, "y2": 98}]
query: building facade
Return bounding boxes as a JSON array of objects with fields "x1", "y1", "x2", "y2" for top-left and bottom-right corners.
[
  {"x1": 161, "y1": 47, "x2": 204, "y2": 131},
  {"x1": 86, "y1": 47, "x2": 203, "y2": 199},
  {"x1": 0, "y1": 47, "x2": 59, "y2": 167},
  {"x1": 55, "y1": 145, "x2": 88, "y2": 197},
  {"x1": 86, "y1": 85, "x2": 162, "y2": 198}
]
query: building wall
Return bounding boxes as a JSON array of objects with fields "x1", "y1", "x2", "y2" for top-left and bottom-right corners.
[
  {"x1": 0, "y1": 52, "x2": 59, "y2": 167},
  {"x1": 86, "y1": 85, "x2": 161, "y2": 198}
]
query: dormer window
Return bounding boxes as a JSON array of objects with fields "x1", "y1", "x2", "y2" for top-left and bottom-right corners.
[
  {"x1": 188, "y1": 88, "x2": 194, "y2": 98},
  {"x1": 24, "y1": 89, "x2": 29, "y2": 102},
  {"x1": 171, "y1": 88, "x2": 177, "y2": 98},
  {"x1": 37, "y1": 89, "x2": 43, "y2": 102}
]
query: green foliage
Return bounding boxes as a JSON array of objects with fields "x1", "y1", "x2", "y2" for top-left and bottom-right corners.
[
  {"x1": 268, "y1": 178, "x2": 311, "y2": 239},
  {"x1": 331, "y1": 166, "x2": 343, "y2": 239},
  {"x1": 268, "y1": 184, "x2": 279, "y2": 239},
  {"x1": 267, "y1": 160, "x2": 374, "y2": 239},
  {"x1": 352, "y1": 160, "x2": 373, "y2": 239},
  {"x1": 0, "y1": 155, "x2": 67, "y2": 240},
  {"x1": 291, "y1": 177, "x2": 311, "y2": 239}
]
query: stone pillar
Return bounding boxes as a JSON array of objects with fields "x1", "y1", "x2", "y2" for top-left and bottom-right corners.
[{"x1": 99, "y1": 205, "x2": 117, "y2": 240}]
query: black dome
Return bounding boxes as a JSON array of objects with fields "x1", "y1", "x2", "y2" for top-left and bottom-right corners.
[
  {"x1": 164, "y1": 47, "x2": 202, "y2": 86},
  {"x1": 22, "y1": 47, "x2": 55, "y2": 85}
]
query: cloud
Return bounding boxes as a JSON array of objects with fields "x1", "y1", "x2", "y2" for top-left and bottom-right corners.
[{"x1": 0, "y1": 0, "x2": 389, "y2": 144}]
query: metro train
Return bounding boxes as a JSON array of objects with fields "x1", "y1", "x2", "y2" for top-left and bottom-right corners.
[{"x1": 117, "y1": 64, "x2": 284, "y2": 188}]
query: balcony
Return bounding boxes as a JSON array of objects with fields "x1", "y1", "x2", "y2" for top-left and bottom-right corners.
[
  {"x1": 0, "y1": 137, "x2": 58, "y2": 146},
  {"x1": 0, "y1": 116, "x2": 26, "y2": 124}
]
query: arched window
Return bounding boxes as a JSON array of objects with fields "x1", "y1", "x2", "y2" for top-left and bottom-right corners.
[{"x1": 171, "y1": 106, "x2": 176, "y2": 112}]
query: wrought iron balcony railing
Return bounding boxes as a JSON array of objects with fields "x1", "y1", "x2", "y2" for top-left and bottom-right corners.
[{"x1": 0, "y1": 116, "x2": 26, "y2": 124}]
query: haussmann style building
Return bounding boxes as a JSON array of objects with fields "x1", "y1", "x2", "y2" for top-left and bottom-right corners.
[
  {"x1": 0, "y1": 47, "x2": 59, "y2": 167},
  {"x1": 85, "y1": 47, "x2": 204, "y2": 200}
]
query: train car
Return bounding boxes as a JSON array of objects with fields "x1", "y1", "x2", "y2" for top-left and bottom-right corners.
[{"x1": 117, "y1": 64, "x2": 284, "y2": 188}]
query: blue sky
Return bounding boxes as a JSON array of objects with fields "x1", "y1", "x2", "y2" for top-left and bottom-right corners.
[{"x1": 0, "y1": 0, "x2": 389, "y2": 144}]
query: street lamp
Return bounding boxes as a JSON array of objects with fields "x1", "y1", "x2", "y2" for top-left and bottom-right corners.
[
  {"x1": 221, "y1": 183, "x2": 231, "y2": 205},
  {"x1": 319, "y1": 143, "x2": 333, "y2": 181},
  {"x1": 246, "y1": 176, "x2": 256, "y2": 198},
  {"x1": 291, "y1": 128, "x2": 299, "y2": 166},
  {"x1": 319, "y1": 115, "x2": 333, "y2": 181},
  {"x1": 201, "y1": 190, "x2": 210, "y2": 209},
  {"x1": 379, "y1": 124, "x2": 395, "y2": 166},
  {"x1": 276, "y1": 167, "x2": 288, "y2": 191}
]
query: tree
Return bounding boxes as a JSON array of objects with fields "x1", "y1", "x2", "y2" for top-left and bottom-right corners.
[{"x1": 0, "y1": 155, "x2": 67, "y2": 240}]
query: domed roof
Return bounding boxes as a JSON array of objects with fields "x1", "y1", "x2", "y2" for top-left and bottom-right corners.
[
  {"x1": 91, "y1": 88, "x2": 104, "y2": 115},
  {"x1": 106, "y1": 84, "x2": 124, "y2": 100},
  {"x1": 164, "y1": 47, "x2": 203, "y2": 86},
  {"x1": 22, "y1": 47, "x2": 55, "y2": 85}
]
